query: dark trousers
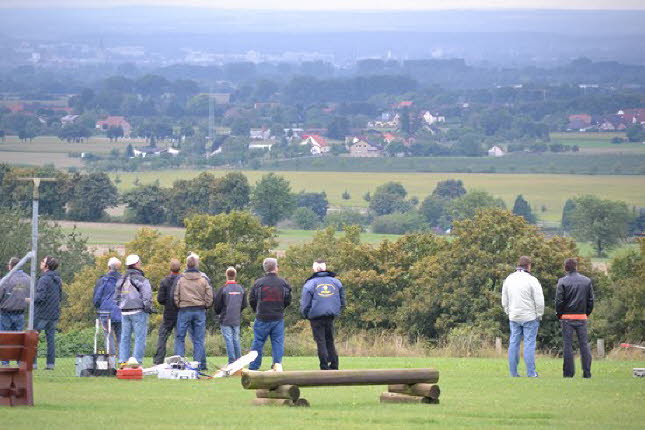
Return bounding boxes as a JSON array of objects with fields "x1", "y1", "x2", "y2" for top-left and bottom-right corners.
[
  {"x1": 153, "y1": 318, "x2": 176, "y2": 365},
  {"x1": 34, "y1": 318, "x2": 58, "y2": 367},
  {"x1": 310, "y1": 316, "x2": 338, "y2": 370},
  {"x1": 561, "y1": 319, "x2": 592, "y2": 378}
]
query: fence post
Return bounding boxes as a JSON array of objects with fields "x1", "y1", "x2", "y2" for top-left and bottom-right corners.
[
  {"x1": 597, "y1": 339, "x2": 605, "y2": 358},
  {"x1": 495, "y1": 337, "x2": 502, "y2": 355}
]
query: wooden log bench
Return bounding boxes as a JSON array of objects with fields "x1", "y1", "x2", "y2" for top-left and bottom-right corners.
[
  {"x1": 0, "y1": 331, "x2": 39, "y2": 406},
  {"x1": 241, "y1": 368, "x2": 440, "y2": 407}
]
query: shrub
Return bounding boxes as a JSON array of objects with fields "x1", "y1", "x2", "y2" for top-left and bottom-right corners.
[
  {"x1": 371, "y1": 211, "x2": 428, "y2": 234},
  {"x1": 291, "y1": 207, "x2": 320, "y2": 230},
  {"x1": 324, "y1": 209, "x2": 370, "y2": 231}
]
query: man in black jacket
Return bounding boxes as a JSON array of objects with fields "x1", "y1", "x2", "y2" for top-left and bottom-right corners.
[
  {"x1": 214, "y1": 266, "x2": 248, "y2": 364},
  {"x1": 153, "y1": 259, "x2": 181, "y2": 365},
  {"x1": 34, "y1": 256, "x2": 62, "y2": 370},
  {"x1": 555, "y1": 258, "x2": 594, "y2": 378},
  {"x1": 248, "y1": 258, "x2": 291, "y2": 371}
]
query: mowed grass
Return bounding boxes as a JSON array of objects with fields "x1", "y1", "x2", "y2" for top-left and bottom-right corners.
[
  {"x1": 112, "y1": 170, "x2": 645, "y2": 223},
  {"x1": 550, "y1": 132, "x2": 645, "y2": 153},
  {"x1": 5, "y1": 356, "x2": 644, "y2": 429},
  {"x1": 57, "y1": 221, "x2": 400, "y2": 249}
]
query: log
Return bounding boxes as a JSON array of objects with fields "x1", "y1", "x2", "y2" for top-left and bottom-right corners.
[
  {"x1": 379, "y1": 392, "x2": 432, "y2": 404},
  {"x1": 388, "y1": 383, "x2": 440, "y2": 399},
  {"x1": 241, "y1": 368, "x2": 439, "y2": 390},
  {"x1": 293, "y1": 398, "x2": 310, "y2": 407},
  {"x1": 255, "y1": 385, "x2": 301, "y2": 401},
  {"x1": 251, "y1": 398, "x2": 293, "y2": 406}
]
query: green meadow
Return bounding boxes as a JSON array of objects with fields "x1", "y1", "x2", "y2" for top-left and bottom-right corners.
[{"x1": 5, "y1": 356, "x2": 644, "y2": 429}]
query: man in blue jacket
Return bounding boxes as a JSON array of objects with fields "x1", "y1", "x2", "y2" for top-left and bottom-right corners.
[
  {"x1": 93, "y1": 257, "x2": 122, "y2": 355},
  {"x1": 300, "y1": 260, "x2": 345, "y2": 370}
]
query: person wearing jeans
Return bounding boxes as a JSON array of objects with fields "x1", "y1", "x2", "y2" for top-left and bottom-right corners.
[
  {"x1": 214, "y1": 267, "x2": 247, "y2": 364},
  {"x1": 153, "y1": 259, "x2": 182, "y2": 365},
  {"x1": 33, "y1": 256, "x2": 62, "y2": 370},
  {"x1": 249, "y1": 258, "x2": 291, "y2": 371},
  {"x1": 502, "y1": 256, "x2": 544, "y2": 377},
  {"x1": 119, "y1": 311, "x2": 149, "y2": 363},
  {"x1": 115, "y1": 254, "x2": 153, "y2": 365},
  {"x1": 174, "y1": 253, "x2": 213, "y2": 370},
  {"x1": 556, "y1": 258, "x2": 594, "y2": 378}
]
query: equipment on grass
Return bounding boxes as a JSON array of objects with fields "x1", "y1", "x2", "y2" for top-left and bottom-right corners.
[
  {"x1": 75, "y1": 312, "x2": 117, "y2": 377},
  {"x1": 620, "y1": 343, "x2": 645, "y2": 350},
  {"x1": 213, "y1": 350, "x2": 258, "y2": 378},
  {"x1": 116, "y1": 367, "x2": 143, "y2": 380}
]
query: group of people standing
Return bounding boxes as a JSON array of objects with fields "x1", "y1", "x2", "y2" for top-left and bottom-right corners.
[
  {"x1": 1, "y1": 251, "x2": 594, "y2": 379},
  {"x1": 0, "y1": 255, "x2": 62, "y2": 369},
  {"x1": 91, "y1": 253, "x2": 345, "y2": 372},
  {"x1": 502, "y1": 256, "x2": 595, "y2": 378}
]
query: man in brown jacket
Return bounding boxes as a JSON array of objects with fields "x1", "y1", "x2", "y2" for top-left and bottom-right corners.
[{"x1": 174, "y1": 253, "x2": 213, "y2": 370}]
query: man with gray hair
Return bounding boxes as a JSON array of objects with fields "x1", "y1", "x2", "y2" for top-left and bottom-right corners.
[
  {"x1": 93, "y1": 256, "x2": 123, "y2": 354},
  {"x1": 248, "y1": 257, "x2": 292, "y2": 371},
  {"x1": 300, "y1": 259, "x2": 345, "y2": 370},
  {"x1": 502, "y1": 256, "x2": 544, "y2": 377},
  {"x1": 0, "y1": 257, "x2": 31, "y2": 365}
]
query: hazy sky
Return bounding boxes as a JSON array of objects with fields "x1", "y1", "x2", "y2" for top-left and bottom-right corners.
[{"x1": 3, "y1": 0, "x2": 645, "y2": 9}]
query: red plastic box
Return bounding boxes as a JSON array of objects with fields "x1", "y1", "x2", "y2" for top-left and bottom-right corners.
[{"x1": 117, "y1": 367, "x2": 143, "y2": 380}]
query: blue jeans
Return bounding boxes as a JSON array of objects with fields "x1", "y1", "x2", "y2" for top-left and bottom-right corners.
[
  {"x1": 249, "y1": 319, "x2": 284, "y2": 370},
  {"x1": 221, "y1": 325, "x2": 242, "y2": 364},
  {"x1": 34, "y1": 318, "x2": 58, "y2": 367},
  {"x1": 174, "y1": 309, "x2": 207, "y2": 370},
  {"x1": 119, "y1": 312, "x2": 149, "y2": 364},
  {"x1": 508, "y1": 319, "x2": 540, "y2": 377},
  {"x1": 1, "y1": 312, "x2": 25, "y2": 365}
]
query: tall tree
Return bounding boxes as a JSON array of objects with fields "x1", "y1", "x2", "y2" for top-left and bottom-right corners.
[
  {"x1": 512, "y1": 194, "x2": 537, "y2": 224},
  {"x1": 570, "y1": 195, "x2": 631, "y2": 257},
  {"x1": 122, "y1": 184, "x2": 168, "y2": 224},
  {"x1": 251, "y1": 173, "x2": 295, "y2": 226},
  {"x1": 432, "y1": 179, "x2": 466, "y2": 200},
  {"x1": 67, "y1": 172, "x2": 118, "y2": 221},
  {"x1": 561, "y1": 199, "x2": 577, "y2": 233}
]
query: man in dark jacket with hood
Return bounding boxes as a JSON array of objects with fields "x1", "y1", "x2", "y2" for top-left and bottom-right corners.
[
  {"x1": 153, "y1": 259, "x2": 182, "y2": 365},
  {"x1": 93, "y1": 257, "x2": 122, "y2": 355},
  {"x1": 556, "y1": 258, "x2": 594, "y2": 378},
  {"x1": 34, "y1": 256, "x2": 62, "y2": 370},
  {"x1": 300, "y1": 259, "x2": 345, "y2": 370}
]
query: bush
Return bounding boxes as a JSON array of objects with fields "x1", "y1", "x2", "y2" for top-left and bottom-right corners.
[
  {"x1": 324, "y1": 209, "x2": 370, "y2": 231},
  {"x1": 291, "y1": 207, "x2": 320, "y2": 230},
  {"x1": 371, "y1": 211, "x2": 428, "y2": 234}
]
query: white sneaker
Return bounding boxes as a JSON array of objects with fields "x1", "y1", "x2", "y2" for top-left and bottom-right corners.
[{"x1": 272, "y1": 363, "x2": 283, "y2": 372}]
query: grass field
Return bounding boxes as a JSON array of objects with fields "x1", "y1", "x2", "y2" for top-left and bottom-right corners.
[
  {"x1": 6, "y1": 356, "x2": 644, "y2": 429},
  {"x1": 550, "y1": 132, "x2": 645, "y2": 152},
  {"x1": 58, "y1": 221, "x2": 400, "y2": 249},
  {"x1": 110, "y1": 170, "x2": 645, "y2": 223}
]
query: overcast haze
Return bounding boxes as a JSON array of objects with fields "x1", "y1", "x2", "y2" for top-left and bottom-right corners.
[{"x1": 3, "y1": 0, "x2": 645, "y2": 9}]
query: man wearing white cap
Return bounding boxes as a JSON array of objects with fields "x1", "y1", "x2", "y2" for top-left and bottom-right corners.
[
  {"x1": 115, "y1": 254, "x2": 152, "y2": 365},
  {"x1": 92, "y1": 256, "x2": 123, "y2": 355}
]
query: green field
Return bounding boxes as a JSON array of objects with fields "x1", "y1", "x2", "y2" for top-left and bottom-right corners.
[
  {"x1": 58, "y1": 221, "x2": 400, "y2": 249},
  {"x1": 111, "y1": 170, "x2": 645, "y2": 223},
  {"x1": 551, "y1": 132, "x2": 645, "y2": 153},
  {"x1": 6, "y1": 356, "x2": 644, "y2": 429}
]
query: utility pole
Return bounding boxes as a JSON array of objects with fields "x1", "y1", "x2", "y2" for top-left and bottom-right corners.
[{"x1": 17, "y1": 177, "x2": 56, "y2": 330}]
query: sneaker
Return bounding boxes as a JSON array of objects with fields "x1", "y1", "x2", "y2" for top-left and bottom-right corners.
[
  {"x1": 45, "y1": 364, "x2": 55, "y2": 370},
  {"x1": 272, "y1": 363, "x2": 283, "y2": 372}
]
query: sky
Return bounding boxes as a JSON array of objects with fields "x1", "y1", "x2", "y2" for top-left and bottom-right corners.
[{"x1": 2, "y1": 0, "x2": 645, "y2": 9}]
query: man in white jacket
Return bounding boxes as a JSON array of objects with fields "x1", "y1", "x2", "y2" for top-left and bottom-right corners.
[{"x1": 502, "y1": 256, "x2": 544, "y2": 377}]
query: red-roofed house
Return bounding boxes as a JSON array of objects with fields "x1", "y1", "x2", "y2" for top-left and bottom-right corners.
[
  {"x1": 300, "y1": 135, "x2": 330, "y2": 155},
  {"x1": 96, "y1": 116, "x2": 132, "y2": 137},
  {"x1": 395, "y1": 101, "x2": 414, "y2": 109},
  {"x1": 618, "y1": 109, "x2": 645, "y2": 125},
  {"x1": 568, "y1": 114, "x2": 592, "y2": 125}
]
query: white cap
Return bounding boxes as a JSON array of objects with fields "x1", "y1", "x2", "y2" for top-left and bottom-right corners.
[
  {"x1": 107, "y1": 257, "x2": 121, "y2": 269},
  {"x1": 312, "y1": 261, "x2": 327, "y2": 272},
  {"x1": 125, "y1": 254, "x2": 140, "y2": 266}
]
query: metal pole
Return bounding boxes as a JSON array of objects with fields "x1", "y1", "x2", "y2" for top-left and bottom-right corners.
[{"x1": 28, "y1": 180, "x2": 40, "y2": 330}]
